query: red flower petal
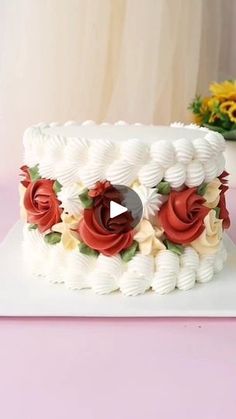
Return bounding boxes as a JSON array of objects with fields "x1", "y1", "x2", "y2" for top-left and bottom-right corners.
[{"x1": 159, "y1": 188, "x2": 210, "y2": 245}]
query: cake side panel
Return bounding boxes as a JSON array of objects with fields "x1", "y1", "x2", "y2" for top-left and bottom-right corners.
[{"x1": 20, "y1": 122, "x2": 230, "y2": 296}]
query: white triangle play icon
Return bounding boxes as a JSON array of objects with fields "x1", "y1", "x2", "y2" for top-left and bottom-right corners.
[{"x1": 110, "y1": 200, "x2": 128, "y2": 219}]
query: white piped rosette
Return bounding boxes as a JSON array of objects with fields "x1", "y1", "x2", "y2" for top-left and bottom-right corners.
[
  {"x1": 65, "y1": 250, "x2": 94, "y2": 290},
  {"x1": 91, "y1": 254, "x2": 124, "y2": 294},
  {"x1": 119, "y1": 254, "x2": 154, "y2": 296}
]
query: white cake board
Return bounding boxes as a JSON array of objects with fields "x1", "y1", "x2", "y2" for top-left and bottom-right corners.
[{"x1": 1, "y1": 221, "x2": 236, "y2": 317}]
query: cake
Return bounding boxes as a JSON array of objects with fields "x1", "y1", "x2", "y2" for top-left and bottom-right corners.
[{"x1": 20, "y1": 120, "x2": 230, "y2": 296}]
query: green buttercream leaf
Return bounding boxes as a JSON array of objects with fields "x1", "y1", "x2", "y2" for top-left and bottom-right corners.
[
  {"x1": 214, "y1": 207, "x2": 221, "y2": 218},
  {"x1": 29, "y1": 164, "x2": 41, "y2": 182},
  {"x1": 28, "y1": 224, "x2": 38, "y2": 231},
  {"x1": 44, "y1": 232, "x2": 62, "y2": 245},
  {"x1": 164, "y1": 239, "x2": 184, "y2": 256},
  {"x1": 78, "y1": 242, "x2": 99, "y2": 257},
  {"x1": 222, "y1": 129, "x2": 236, "y2": 140},
  {"x1": 197, "y1": 182, "x2": 208, "y2": 196},
  {"x1": 121, "y1": 241, "x2": 139, "y2": 263},
  {"x1": 202, "y1": 124, "x2": 225, "y2": 134},
  {"x1": 79, "y1": 189, "x2": 93, "y2": 209},
  {"x1": 53, "y1": 180, "x2": 62, "y2": 194},
  {"x1": 157, "y1": 181, "x2": 171, "y2": 195}
]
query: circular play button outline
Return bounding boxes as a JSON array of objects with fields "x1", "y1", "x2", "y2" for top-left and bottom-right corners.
[{"x1": 108, "y1": 184, "x2": 143, "y2": 230}]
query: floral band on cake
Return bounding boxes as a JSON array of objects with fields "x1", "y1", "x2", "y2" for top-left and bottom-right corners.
[{"x1": 20, "y1": 164, "x2": 230, "y2": 262}]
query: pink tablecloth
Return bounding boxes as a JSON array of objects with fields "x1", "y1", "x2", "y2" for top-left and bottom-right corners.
[{"x1": 0, "y1": 183, "x2": 236, "y2": 419}]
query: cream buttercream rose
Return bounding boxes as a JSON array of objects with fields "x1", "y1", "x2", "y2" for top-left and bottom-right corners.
[
  {"x1": 191, "y1": 209, "x2": 223, "y2": 255},
  {"x1": 203, "y1": 178, "x2": 221, "y2": 208}
]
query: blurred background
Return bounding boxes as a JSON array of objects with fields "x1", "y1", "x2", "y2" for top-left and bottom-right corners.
[{"x1": 0, "y1": 0, "x2": 236, "y2": 234}]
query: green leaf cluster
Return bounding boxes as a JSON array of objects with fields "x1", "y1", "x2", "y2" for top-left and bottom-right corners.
[
  {"x1": 78, "y1": 242, "x2": 99, "y2": 257},
  {"x1": 53, "y1": 180, "x2": 62, "y2": 194},
  {"x1": 29, "y1": 164, "x2": 41, "y2": 181},
  {"x1": 79, "y1": 189, "x2": 93, "y2": 209},
  {"x1": 120, "y1": 241, "x2": 139, "y2": 263},
  {"x1": 44, "y1": 232, "x2": 62, "y2": 245},
  {"x1": 157, "y1": 181, "x2": 171, "y2": 195},
  {"x1": 164, "y1": 239, "x2": 184, "y2": 256}
]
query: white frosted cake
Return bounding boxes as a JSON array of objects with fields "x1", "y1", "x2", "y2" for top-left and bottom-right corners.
[{"x1": 20, "y1": 121, "x2": 230, "y2": 296}]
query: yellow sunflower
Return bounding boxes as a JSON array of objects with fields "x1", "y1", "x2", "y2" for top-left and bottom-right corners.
[
  {"x1": 207, "y1": 97, "x2": 220, "y2": 110},
  {"x1": 194, "y1": 114, "x2": 203, "y2": 124},
  {"x1": 201, "y1": 96, "x2": 211, "y2": 112},
  {"x1": 209, "y1": 80, "x2": 236, "y2": 101},
  {"x1": 228, "y1": 103, "x2": 236, "y2": 123},
  {"x1": 220, "y1": 100, "x2": 235, "y2": 114}
]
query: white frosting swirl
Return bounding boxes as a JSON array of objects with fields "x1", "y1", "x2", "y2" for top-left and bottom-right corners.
[
  {"x1": 150, "y1": 141, "x2": 175, "y2": 168},
  {"x1": 173, "y1": 138, "x2": 194, "y2": 164},
  {"x1": 65, "y1": 137, "x2": 88, "y2": 165},
  {"x1": 213, "y1": 241, "x2": 227, "y2": 273},
  {"x1": 91, "y1": 271, "x2": 119, "y2": 294},
  {"x1": 133, "y1": 185, "x2": 163, "y2": 218},
  {"x1": 164, "y1": 162, "x2": 186, "y2": 188},
  {"x1": 38, "y1": 161, "x2": 57, "y2": 179},
  {"x1": 55, "y1": 163, "x2": 80, "y2": 186},
  {"x1": 23, "y1": 127, "x2": 44, "y2": 166},
  {"x1": 65, "y1": 251, "x2": 93, "y2": 289},
  {"x1": 120, "y1": 139, "x2": 149, "y2": 165},
  {"x1": 46, "y1": 135, "x2": 66, "y2": 162},
  {"x1": 180, "y1": 246, "x2": 199, "y2": 270},
  {"x1": 88, "y1": 139, "x2": 115, "y2": 165},
  {"x1": 57, "y1": 183, "x2": 83, "y2": 216},
  {"x1": 205, "y1": 131, "x2": 226, "y2": 153},
  {"x1": 215, "y1": 153, "x2": 226, "y2": 177},
  {"x1": 96, "y1": 254, "x2": 124, "y2": 278},
  {"x1": 203, "y1": 159, "x2": 218, "y2": 182},
  {"x1": 106, "y1": 160, "x2": 137, "y2": 186},
  {"x1": 185, "y1": 160, "x2": 205, "y2": 187},
  {"x1": 196, "y1": 260, "x2": 214, "y2": 283},
  {"x1": 49, "y1": 122, "x2": 60, "y2": 127},
  {"x1": 176, "y1": 268, "x2": 196, "y2": 291},
  {"x1": 127, "y1": 253, "x2": 154, "y2": 278},
  {"x1": 155, "y1": 250, "x2": 180, "y2": 272},
  {"x1": 213, "y1": 258, "x2": 224, "y2": 273},
  {"x1": 119, "y1": 271, "x2": 150, "y2": 296},
  {"x1": 152, "y1": 271, "x2": 176, "y2": 294},
  {"x1": 170, "y1": 122, "x2": 184, "y2": 127},
  {"x1": 79, "y1": 164, "x2": 105, "y2": 188},
  {"x1": 22, "y1": 225, "x2": 52, "y2": 277},
  {"x1": 81, "y1": 120, "x2": 96, "y2": 126},
  {"x1": 47, "y1": 243, "x2": 69, "y2": 284},
  {"x1": 115, "y1": 120, "x2": 128, "y2": 126},
  {"x1": 138, "y1": 161, "x2": 164, "y2": 187},
  {"x1": 193, "y1": 138, "x2": 212, "y2": 162},
  {"x1": 63, "y1": 120, "x2": 76, "y2": 126},
  {"x1": 218, "y1": 241, "x2": 227, "y2": 263}
]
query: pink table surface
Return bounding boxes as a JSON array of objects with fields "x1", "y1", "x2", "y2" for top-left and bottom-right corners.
[{"x1": 0, "y1": 181, "x2": 236, "y2": 419}]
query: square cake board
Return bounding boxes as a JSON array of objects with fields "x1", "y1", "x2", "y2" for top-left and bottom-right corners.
[{"x1": 0, "y1": 221, "x2": 236, "y2": 317}]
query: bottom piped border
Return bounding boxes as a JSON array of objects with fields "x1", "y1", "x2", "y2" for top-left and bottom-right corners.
[{"x1": 22, "y1": 224, "x2": 227, "y2": 296}]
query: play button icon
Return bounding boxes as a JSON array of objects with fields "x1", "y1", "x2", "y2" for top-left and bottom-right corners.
[
  {"x1": 110, "y1": 200, "x2": 128, "y2": 219},
  {"x1": 108, "y1": 184, "x2": 143, "y2": 230}
]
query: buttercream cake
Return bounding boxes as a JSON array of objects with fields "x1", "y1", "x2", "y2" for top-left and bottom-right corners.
[{"x1": 20, "y1": 120, "x2": 230, "y2": 296}]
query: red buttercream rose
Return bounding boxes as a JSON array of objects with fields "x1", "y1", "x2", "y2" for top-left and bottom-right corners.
[
  {"x1": 24, "y1": 179, "x2": 62, "y2": 232},
  {"x1": 159, "y1": 188, "x2": 210, "y2": 244},
  {"x1": 218, "y1": 171, "x2": 230, "y2": 229},
  {"x1": 78, "y1": 181, "x2": 134, "y2": 256},
  {"x1": 20, "y1": 165, "x2": 31, "y2": 188}
]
